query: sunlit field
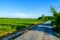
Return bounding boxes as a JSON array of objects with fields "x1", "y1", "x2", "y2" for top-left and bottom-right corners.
[{"x1": 0, "y1": 18, "x2": 43, "y2": 37}]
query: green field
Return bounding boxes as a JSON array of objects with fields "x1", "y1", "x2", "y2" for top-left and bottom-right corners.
[{"x1": 0, "y1": 18, "x2": 43, "y2": 37}]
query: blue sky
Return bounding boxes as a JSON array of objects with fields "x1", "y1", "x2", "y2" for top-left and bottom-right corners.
[{"x1": 0, "y1": 0, "x2": 60, "y2": 18}]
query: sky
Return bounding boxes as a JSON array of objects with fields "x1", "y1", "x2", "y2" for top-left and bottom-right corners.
[{"x1": 0, "y1": 0, "x2": 60, "y2": 18}]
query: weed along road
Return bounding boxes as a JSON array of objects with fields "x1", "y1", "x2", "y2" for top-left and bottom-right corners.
[{"x1": 14, "y1": 21, "x2": 59, "y2": 40}]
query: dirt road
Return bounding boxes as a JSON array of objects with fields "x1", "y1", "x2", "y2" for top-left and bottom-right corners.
[{"x1": 15, "y1": 21, "x2": 59, "y2": 40}]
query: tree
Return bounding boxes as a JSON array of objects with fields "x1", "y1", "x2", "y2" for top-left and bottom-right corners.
[
  {"x1": 51, "y1": 6, "x2": 57, "y2": 17},
  {"x1": 38, "y1": 14, "x2": 45, "y2": 20},
  {"x1": 51, "y1": 6, "x2": 60, "y2": 34},
  {"x1": 38, "y1": 17, "x2": 42, "y2": 20}
]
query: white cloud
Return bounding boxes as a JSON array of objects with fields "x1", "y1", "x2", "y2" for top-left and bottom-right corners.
[
  {"x1": 14, "y1": 13, "x2": 37, "y2": 18},
  {"x1": 0, "y1": 13, "x2": 37, "y2": 18},
  {"x1": 14, "y1": 13, "x2": 28, "y2": 18}
]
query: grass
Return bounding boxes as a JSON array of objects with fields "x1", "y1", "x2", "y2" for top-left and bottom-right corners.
[
  {"x1": 0, "y1": 26, "x2": 16, "y2": 37},
  {"x1": 0, "y1": 18, "x2": 43, "y2": 37},
  {"x1": 0, "y1": 18, "x2": 42, "y2": 25}
]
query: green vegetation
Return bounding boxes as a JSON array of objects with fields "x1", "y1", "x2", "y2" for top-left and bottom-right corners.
[
  {"x1": 0, "y1": 26, "x2": 16, "y2": 37},
  {"x1": 0, "y1": 18, "x2": 42, "y2": 25},
  {"x1": 38, "y1": 14, "x2": 53, "y2": 21},
  {"x1": 51, "y1": 6, "x2": 60, "y2": 36},
  {"x1": 0, "y1": 18, "x2": 44, "y2": 37}
]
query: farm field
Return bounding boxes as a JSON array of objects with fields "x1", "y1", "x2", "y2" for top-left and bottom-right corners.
[{"x1": 0, "y1": 18, "x2": 43, "y2": 37}]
